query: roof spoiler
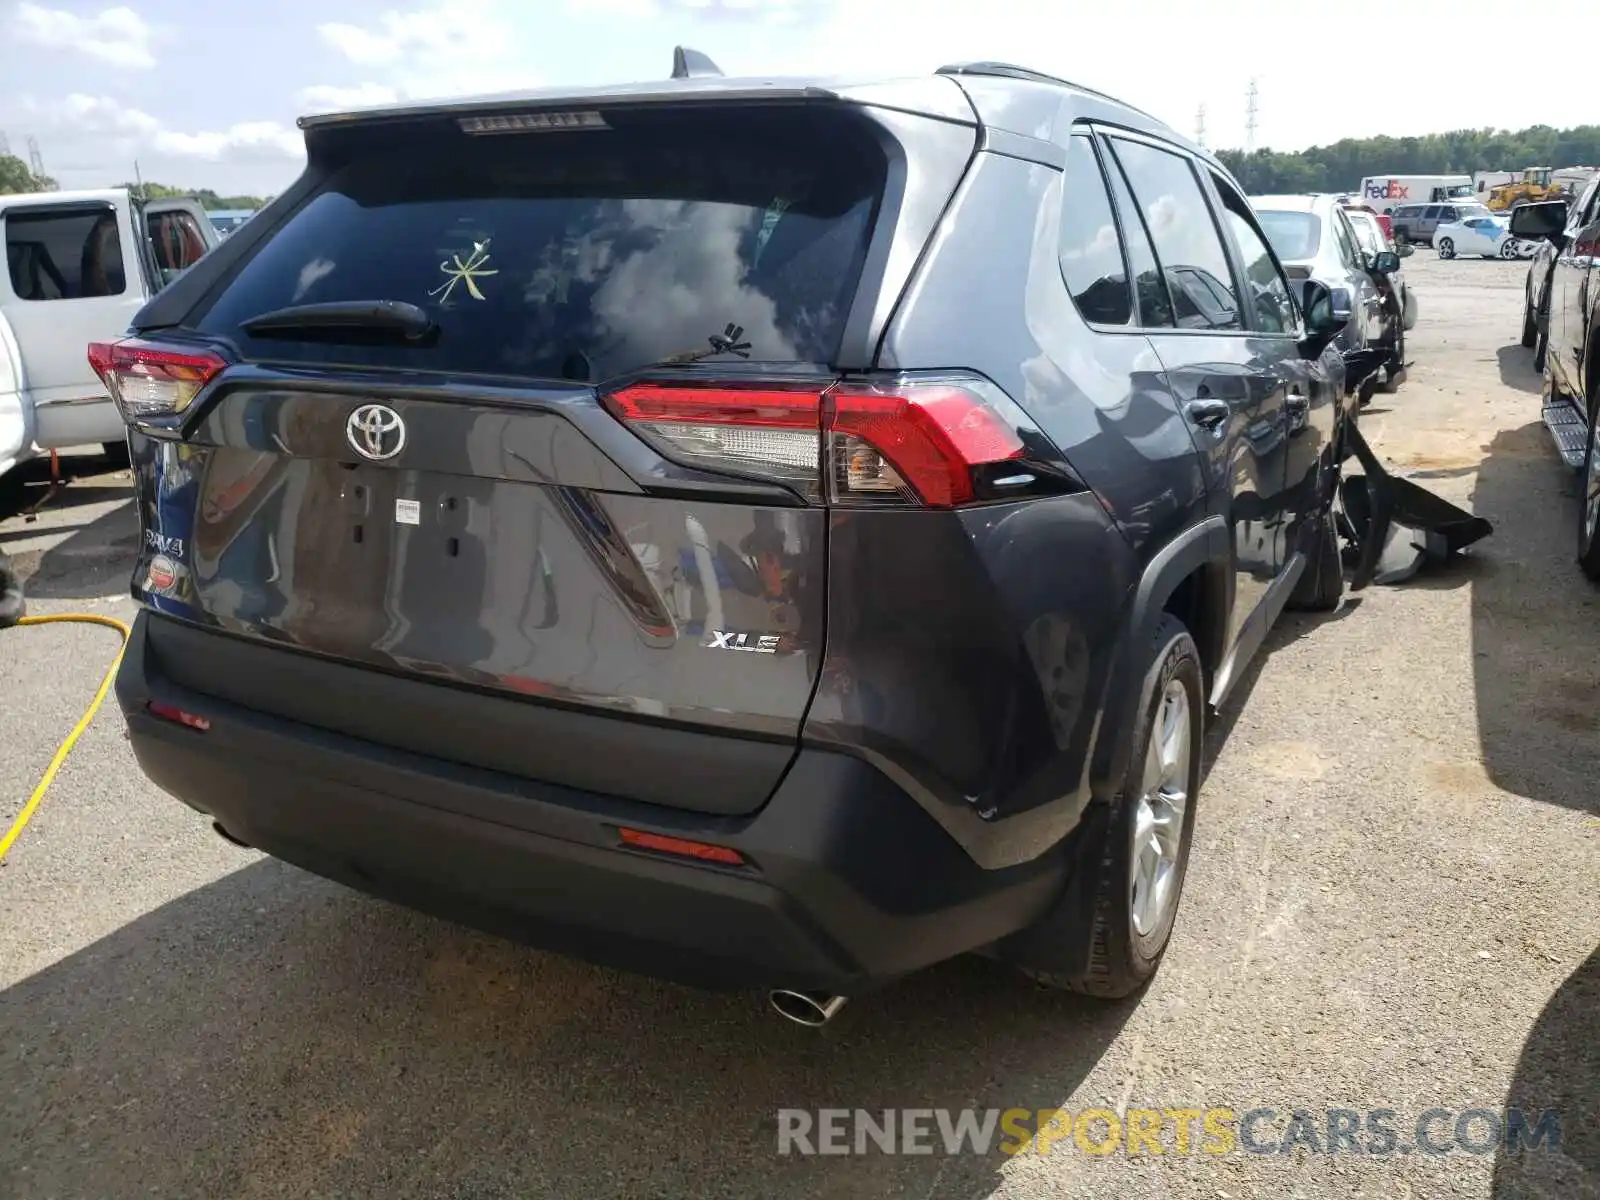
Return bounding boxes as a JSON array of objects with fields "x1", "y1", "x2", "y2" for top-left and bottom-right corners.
[{"x1": 671, "y1": 46, "x2": 723, "y2": 79}]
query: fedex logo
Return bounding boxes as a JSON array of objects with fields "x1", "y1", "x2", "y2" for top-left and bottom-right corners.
[{"x1": 1365, "y1": 180, "x2": 1410, "y2": 200}]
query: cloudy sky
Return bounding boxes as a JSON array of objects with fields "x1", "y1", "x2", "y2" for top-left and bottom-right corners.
[{"x1": 2, "y1": 0, "x2": 1590, "y2": 195}]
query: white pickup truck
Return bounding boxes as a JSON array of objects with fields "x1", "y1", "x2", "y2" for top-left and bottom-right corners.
[{"x1": 1, "y1": 188, "x2": 219, "y2": 477}]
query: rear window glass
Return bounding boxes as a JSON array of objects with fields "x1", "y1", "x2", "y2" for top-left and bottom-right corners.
[
  {"x1": 196, "y1": 110, "x2": 886, "y2": 382},
  {"x1": 5, "y1": 205, "x2": 126, "y2": 300},
  {"x1": 1255, "y1": 211, "x2": 1320, "y2": 262}
]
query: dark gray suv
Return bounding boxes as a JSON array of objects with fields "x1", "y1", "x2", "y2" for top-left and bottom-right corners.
[{"x1": 96, "y1": 56, "x2": 1351, "y2": 1018}]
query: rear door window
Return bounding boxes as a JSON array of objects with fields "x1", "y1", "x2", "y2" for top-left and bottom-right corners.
[
  {"x1": 1098, "y1": 143, "x2": 1175, "y2": 328},
  {"x1": 1106, "y1": 136, "x2": 1242, "y2": 331},
  {"x1": 195, "y1": 109, "x2": 886, "y2": 382},
  {"x1": 1057, "y1": 133, "x2": 1132, "y2": 325},
  {"x1": 4, "y1": 205, "x2": 126, "y2": 300}
]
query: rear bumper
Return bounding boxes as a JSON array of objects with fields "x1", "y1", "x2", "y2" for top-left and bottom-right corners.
[{"x1": 116, "y1": 612, "x2": 1070, "y2": 992}]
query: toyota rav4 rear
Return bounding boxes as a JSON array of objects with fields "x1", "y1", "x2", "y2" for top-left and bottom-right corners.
[{"x1": 105, "y1": 70, "x2": 1160, "y2": 1003}]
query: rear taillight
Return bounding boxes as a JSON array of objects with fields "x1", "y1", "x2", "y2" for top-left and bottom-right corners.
[
  {"x1": 603, "y1": 376, "x2": 1037, "y2": 508},
  {"x1": 88, "y1": 337, "x2": 227, "y2": 422}
]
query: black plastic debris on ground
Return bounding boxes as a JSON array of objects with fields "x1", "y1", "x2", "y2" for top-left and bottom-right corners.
[{"x1": 1339, "y1": 423, "x2": 1494, "y2": 589}]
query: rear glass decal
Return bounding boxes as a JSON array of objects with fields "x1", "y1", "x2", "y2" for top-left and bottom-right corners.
[{"x1": 429, "y1": 239, "x2": 498, "y2": 304}]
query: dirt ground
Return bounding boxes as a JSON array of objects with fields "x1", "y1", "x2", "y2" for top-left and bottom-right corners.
[{"x1": 0, "y1": 250, "x2": 1595, "y2": 1199}]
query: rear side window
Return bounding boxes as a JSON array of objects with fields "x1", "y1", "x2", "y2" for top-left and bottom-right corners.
[
  {"x1": 1256, "y1": 211, "x2": 1319, "y2": 261},
  {"x1": 196, "y1": 109, "x2": 886, "y2": 382},
  {"x1": 4, "y1": 205, "x2": 126, "y2": 300},
  {"x1": 1058, "y1": 134, "x2": 1131, "y2": 325},
  {"x1": 1107, "y1": 137, "x2": 1242, "y2": 332}
]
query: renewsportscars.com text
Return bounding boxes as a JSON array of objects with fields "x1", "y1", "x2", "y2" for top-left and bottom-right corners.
[{"x1": 776, "y1": 1106, "x2": 1562, "y2": 1157}]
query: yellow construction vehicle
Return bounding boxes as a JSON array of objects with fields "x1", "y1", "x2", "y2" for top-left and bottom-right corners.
[{"x1": 1486, "y1": 168, "x2": 1566, "y2": 211}]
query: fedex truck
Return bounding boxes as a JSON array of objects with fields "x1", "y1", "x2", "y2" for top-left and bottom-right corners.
[{"x1": 1358, "y1": 175, "x2": 1475, "y2": 213}]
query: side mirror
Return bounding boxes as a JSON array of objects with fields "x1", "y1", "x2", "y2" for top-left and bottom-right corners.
[
  {"x1": 1295, "y1": 279, "x2": 1345, "y2": 358},
  {"x1": 1508, "y1": 201, "x2": 1568, "y2": 242},
  {"x1": 1370, "y1": 250, "x2": 1401, "y2": 274}
]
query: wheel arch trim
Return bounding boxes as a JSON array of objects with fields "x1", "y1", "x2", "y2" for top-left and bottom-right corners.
[{"x1": 1089, "y1": 516, "x2": 1230, "y2": 803}]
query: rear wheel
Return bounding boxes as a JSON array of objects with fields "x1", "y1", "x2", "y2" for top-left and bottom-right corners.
[
  {"x1": 1499, "y1": 240, "x2": 1518, "y2": 260},
  {"x1": 1522, "y1": 289, "x2": 1538, "y2": 347},
  {"x1": 1580, "y1": 409, "x2": 1600, "y2": 582},
  {"x1": 1438, "y1": 237, "x2": 1456, "y2": 259},
  {"x1": 1014, "y1": 614, "x2": 1203, "y2": 997}
]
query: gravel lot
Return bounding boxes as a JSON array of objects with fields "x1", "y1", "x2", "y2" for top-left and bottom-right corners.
[{"x1": 0, "y1": 252, "x2": 1595, "y2": 1199}]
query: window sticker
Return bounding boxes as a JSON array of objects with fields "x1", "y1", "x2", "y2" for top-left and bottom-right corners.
[{"x1": 429, "y1": 238, "x2": 499, "y2": 304}]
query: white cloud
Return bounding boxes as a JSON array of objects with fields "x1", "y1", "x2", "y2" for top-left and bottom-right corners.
[
  {"x1": 153, "y1": 121, "x2": 301, "y2": 162},
  {"x1": 297, "y1": 83, "x2": 401, "y2": 114},
  {"x1": 61, "y1": 92, "x2": 161, "y2": 136},
  {"x1": 34, "y1": 93, "x2": 300, "y2": 164},
  {"x1": 314, "y1": 1, "x2": 536, "y2": 104},
  {"x1": 13, "y1": 2, "x2": 156, "y2": 69}
]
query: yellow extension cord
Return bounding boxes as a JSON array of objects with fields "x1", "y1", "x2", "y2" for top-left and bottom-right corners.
[{"x1": 0, "y1": 613, "x2": 132, "y2": 862}]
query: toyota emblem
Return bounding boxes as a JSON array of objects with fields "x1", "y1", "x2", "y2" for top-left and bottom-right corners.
[{"x1": 346, "y1": 404, "x2": 406, "y2": 461}]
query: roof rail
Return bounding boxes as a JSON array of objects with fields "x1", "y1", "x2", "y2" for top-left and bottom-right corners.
[
  {"x1": 935, "y1": 62, "x2": 1162, "y2": 126},
  {"x1": 672, "y1": 46, "x2": 723, "y2": 80}
]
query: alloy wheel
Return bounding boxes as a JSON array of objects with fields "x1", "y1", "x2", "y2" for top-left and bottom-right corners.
[
  {"x1": 1438, "y1": 238, "x2": 1455, "y2": 259},
  {"x1": 1130, "y1": 679, "x2": 1192, "y2": 938}
]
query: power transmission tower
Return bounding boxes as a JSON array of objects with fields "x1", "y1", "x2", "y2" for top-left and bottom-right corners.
[
  {"x1": 1195, "y1": 105, "x2": 1207, "y2": 149},
  {"x1": 1245, "y1": 79, "x2": 1259, "y2": 154},
  {"x1": 27, "y1": 136, "x2": 47, "y2": 179}
]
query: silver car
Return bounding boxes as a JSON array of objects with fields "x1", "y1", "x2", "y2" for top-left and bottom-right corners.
[{"x1": 1251, "y1": 193, "x2": 1405, "y2": 401}]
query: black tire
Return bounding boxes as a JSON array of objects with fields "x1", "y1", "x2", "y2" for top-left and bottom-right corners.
[
  {"x1": 1378, "y1": 328, "x2": 1405, "y2": 394},
  {"x1": 1287, "y1": 511, "x2": 1344, "y2": 611},
  {"x1": 1534, "y1": 325, "x2": 1548, "y2": 374},
  {"x1": 1015, "y1": 614, "x2": 1204, "y2": 997},
  {"x1": 0, "y1": 547, "x2": 22, "y2": 629},
  {"x1": 1393, "y1": 230, "x2": 1409, "y2": 248},
  {"x1": 1521, "y1": 293, "x2": 1538, "y2": 347},
  {"x1": 1438, "y1": 237, "x2": 1456, "y2": 259},
  {"x1": 1580, "y1": 410, "x2": 1600, "y2": 583}
]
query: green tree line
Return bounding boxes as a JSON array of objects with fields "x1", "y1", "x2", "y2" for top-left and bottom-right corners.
[
  {"x1": 1216, "y1": 124, "x2": 1600, "y2": 194},
  {"x1": 120, "y1": 182, "x2": 270, "y2": 210}
]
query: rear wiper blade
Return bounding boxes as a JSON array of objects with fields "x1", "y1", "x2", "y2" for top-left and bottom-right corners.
[{"x1": 241, "y1": 300, "x2": 435, "y2": 342}]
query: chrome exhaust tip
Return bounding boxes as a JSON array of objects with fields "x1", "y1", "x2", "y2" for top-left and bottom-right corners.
[{"x1": 768, "y1": 989, "x2": 848, "y2": 1027}]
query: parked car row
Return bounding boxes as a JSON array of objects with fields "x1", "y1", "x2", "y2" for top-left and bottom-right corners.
[
  {"x1": 99, "y1": 54, "x2": 1364, "y2": 1019},
  {"x1": 1511, "y1": 189, "x2": 1600, "y2": 580},
  {"x1": 1251, "y1": 192, "x2": 1413, "y2": 404},
  {"x1": 1, "y1": 188, "x2": 219, "y2": 478}
]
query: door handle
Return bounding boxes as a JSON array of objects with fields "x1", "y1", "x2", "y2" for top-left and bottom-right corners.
[{"x1": 1185, "y1": 397, "x2": 1230, "y2": 429}]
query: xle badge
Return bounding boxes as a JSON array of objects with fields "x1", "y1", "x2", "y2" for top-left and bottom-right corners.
[{"x1": 706, "y1": 631, "x2": 780, "y2": 654}]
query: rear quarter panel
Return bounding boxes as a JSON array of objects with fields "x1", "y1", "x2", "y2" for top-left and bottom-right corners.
[{"x1": 829, "y1": 148, "x2": 1208, "y2": 868}]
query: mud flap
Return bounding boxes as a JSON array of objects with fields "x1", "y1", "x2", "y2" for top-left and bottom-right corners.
[{"x1": 1339, "y1": 422, "x2": 1494, "y2": 589}]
